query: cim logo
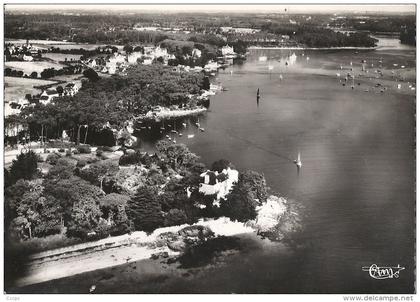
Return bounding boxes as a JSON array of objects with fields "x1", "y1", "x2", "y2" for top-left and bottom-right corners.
[{"x1": 362, "y1": 264, "x2": 405, "y2": 280}]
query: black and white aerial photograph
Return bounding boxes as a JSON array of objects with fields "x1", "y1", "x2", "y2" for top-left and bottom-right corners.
[{"x1": 2, "y1": 2, "x2": 417, "y2": 298}]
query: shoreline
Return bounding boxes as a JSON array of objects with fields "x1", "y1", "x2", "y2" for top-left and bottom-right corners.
[
  {"x1": 13, "y1": 217, "x2": 255, "y2": 288},
  {"x1": 137, "y1": 106, "x2": 207, "y2": 122},
  {"x1": 13, "y1": 194, "x2": 288, "y2": 288}
]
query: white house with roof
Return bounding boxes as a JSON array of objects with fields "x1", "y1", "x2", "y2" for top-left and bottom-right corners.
[
  {"x1": 199, "y1": 167, "x2": 239, "y2": 202},
  {"x1": 108, "y1": 65, "x2": 117, "y2": 74},
  {"x1": 64, "y1": 82, "x2": 80, "y2": 96},
  {"x1": 142, "y1": 57, "x2": 153, "y2": 65},
  {"x1": 153, "y1": 46, "x2": 168, "y2": 58},
  {"x1": 134, "y1": 26, "x2": 159, "y2": 31},
  {"x1": 40, "y1": 89, "x2": 60, "y2": 104},
  {"x1": 204, "y1": 61, "x2": 220, "y2": 72},
  {"x1": 143, "y1": 46, "x2": 155, "y2": 55},
  {"x1": 22, "y1": 54, "x2": 34, "y2": 61},
  {"x1": 221, "y1": 45, "x2": 237, "y2": 58},
  {"x1": 192, "y1": 48, "x2": 202, "y2": 58},
  {"x1": 127, "y1": 51, "x2": 143, "y2": 65},
  {"x1": 108, "y1": 53, "x2": 126, "y2": 65},
  {"x1": 5, "y1": 98, "x2": 30, "y2": 117}
]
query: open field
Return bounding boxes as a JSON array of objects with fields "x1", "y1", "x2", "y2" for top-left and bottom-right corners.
[
  {"x1": 41, "y1": 53, "x2": 82, "y2": 62},
  {"x1": 50, "y1": 74, "x2": 83, "y2": 82},
  {"x1": 5, "y1": 61, "x2": 66, "y2": 75},
  {"x1": 5, "y1": 77, "x2": 57, "y2": 102}
]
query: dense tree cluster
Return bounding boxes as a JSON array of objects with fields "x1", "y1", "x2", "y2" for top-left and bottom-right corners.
[
  {"x1": 5, "y1": 65, "x2": 83, "y2": 79},
  {"x1": 220, "y1": 170, "x2": 268, "y2": 222},
  {"x1": 49, "y1": 45, "x2": 118, "y2": 56},
  {"x1": 8, "y1": 150, "x2": 39, "y2": 185},
  {"x1": 40, "y1": 65, "x2": 83, "y2": 79},
  {"x1": 5, "y1": 142, "x2": 270, "y2": 257},
  {"x1": 400, "y1": 27, "x2": 416, "y2": 46},
  {"x1": 160, "y1": 39, "x2": 218, "y2": 67},
  {"x1": 17, "y1": 64, "x2": 207, "y2": 146}
]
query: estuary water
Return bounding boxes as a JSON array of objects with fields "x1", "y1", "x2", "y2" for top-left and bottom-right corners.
[{"x1": 135, "y1": 38, "x2": 416, "y2": 293}]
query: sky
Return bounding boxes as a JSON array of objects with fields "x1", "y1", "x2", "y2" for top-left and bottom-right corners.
[{"x1": 5, "y1": 4, "x2": 416, "y2": 14}]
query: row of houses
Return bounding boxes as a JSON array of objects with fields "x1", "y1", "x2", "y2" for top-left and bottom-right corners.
[
  {"x1": 5, "y1": 43, "x2": 40, "y2": 62},
  {"x1": 83, "y1": 46, "x2": 176, "y2": 75},
  {"x1": 133, "y1": 25, "x2": 193, "y2": 34},
  {"x1": 226, "y1": 33, "x2": 290, "y2": 43},
  {"x1": 39, "y1": 83, "x2": 80, "y2": 104},
  {"x1": 5, "y1": 82, "x2": 81, "y2": 118},
  {"x1": 220, "y1": 27, "x2": 261, "y2": 34}
]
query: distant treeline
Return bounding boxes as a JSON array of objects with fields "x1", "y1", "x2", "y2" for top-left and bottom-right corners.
[
  {"x1": 330, "y1": 15, "x2": 416, "y2": 46},
  {"x1": 5, "y1": 12, "x2": 415, "y2": 48},
  {"x1": 262, "y1": 23, "x2": 377, "y2": 47}
]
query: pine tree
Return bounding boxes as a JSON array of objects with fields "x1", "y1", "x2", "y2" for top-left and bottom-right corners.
[
  {"x1": 126, "y1": 186, "x2": 163, "y2": 233},
  {"x1": 9, "y1": 151, "x2": 38, "y2": 184}
]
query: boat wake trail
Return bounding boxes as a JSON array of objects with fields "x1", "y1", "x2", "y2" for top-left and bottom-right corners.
[{"x1": 224, "y1": 129, "x2": 294, "y2": 163}]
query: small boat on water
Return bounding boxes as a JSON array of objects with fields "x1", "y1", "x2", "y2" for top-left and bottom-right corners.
[
  {"x1": 199, "y1": 127, "x2": 205, "y2": 132},
  {"x1": 294, "y1": 152, "x2": 302, "y2": 168},
  {"x1": 187, "y1": 134, "x2": 195, "y2": 139},
  {"x1": 195, "y1": 117, "x2": 200, "y2": 127},
  {"x1": 182, "y1": 122, "x2": 187, "y2": 128},
  {"x1": 257, "y1": 88, "x2": 261, "y2": 105},
  {"x1": 179, "y1": 133, "x2": 183, "y2": 137}
]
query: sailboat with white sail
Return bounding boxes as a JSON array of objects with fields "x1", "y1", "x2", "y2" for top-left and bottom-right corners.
[{"x1": 294, "y1": 152, "x2": 302, "y2": 168}]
